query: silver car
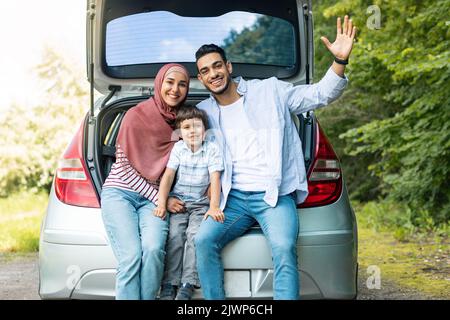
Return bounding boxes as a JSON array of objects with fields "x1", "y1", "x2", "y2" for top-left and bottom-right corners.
[{"x1": 39, "y1": 0, "x2": 357, "y2": 299}]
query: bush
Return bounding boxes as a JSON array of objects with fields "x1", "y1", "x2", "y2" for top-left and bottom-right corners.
[
  {"x1": 355, "y1": 200, "x2": 450, "y2": 242},
  {"x1": 0, "y1": 47, "x2": 88, "y2": 196}
]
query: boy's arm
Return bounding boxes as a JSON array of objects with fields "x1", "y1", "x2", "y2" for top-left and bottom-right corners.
[
  {"x1": 204, "y1": 171, "x2": 225, "y2": 223},
  {"x1": 209, "y1": 171, "x2": 221, "y2": 209},
  {"x1": 161, "y1": 142, "x2": 186, "y2": 214},
  {"x1": 153, "y1": 168, "x2": 176, "y2": 219}
]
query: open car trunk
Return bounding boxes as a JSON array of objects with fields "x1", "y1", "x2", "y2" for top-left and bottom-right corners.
[
  {"x1": 85, "y1": 0, "x2": 315, "y2": 199},
  {"x1": 89, "y1": 98, "x2": 316, "y2": 198},
  {"x1": 94, "y1": 96, "x2": 210, "y2": 183}
]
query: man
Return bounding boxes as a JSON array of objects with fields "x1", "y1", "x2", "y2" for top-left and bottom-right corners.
[{"x1": 194, "y1": 16, "x2": 356, "y2": 300}]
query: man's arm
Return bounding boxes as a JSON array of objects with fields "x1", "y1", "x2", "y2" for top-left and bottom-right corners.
[
  {"x1": 282, "y1": 15, "x2": 356, "y2": 115},
  {"x1": 153, "y1": 168, "x2": 176, "y2": 220}
]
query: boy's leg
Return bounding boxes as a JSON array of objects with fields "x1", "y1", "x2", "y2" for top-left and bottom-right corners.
[
  {"x1": 181, "y1": 197, "x2": 209, "y2": 287},
  {"x1": 138, "y1": 198, "x2": 169, "y2": 300},
  {"x1": 161, "y1": 209, "x2": 189, "y2": 287},
  {"x1": 250, "y1": 193, "x2": 299, "y2": 300},
  {"x1": 194, "y1": 190, "x2": 256, "y2": 300}
]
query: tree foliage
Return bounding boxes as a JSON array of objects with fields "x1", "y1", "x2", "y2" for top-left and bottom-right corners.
[
  {"x1": 0, "y1": 47, "x2": 88, "y2": 196},
  {"x1": 223, "y1": 15, "x2": 295, "y2": 66},
  {"x1": 316, "y1": 0, "x2": 450, "y2": 225},
  {"x1": 220, "y1": 0, "x2": 450, "y2": 226}
]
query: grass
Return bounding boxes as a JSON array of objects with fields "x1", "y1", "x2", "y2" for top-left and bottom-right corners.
[
  {"x1": 354, "y1": 200, "x2": 450, "y2": 241},
  {"x1": 355, "y1": 200, "x2": 450, "y2": 299},
  {"x1": 0, "y1": 191, "x2": 48, "y2": 253}
]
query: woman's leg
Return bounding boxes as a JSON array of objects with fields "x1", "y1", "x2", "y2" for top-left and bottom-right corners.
[
  {"x1": 138, "y1": 198, "x2": 169, "y2": 300},
  {"x1": 101, "y1": 188, "x2": 142, "y2": 300}
]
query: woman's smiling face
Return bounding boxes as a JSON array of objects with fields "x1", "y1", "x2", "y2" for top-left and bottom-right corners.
[{"x1": 160, "y1": 71, "x2": 189, "y2": 108}]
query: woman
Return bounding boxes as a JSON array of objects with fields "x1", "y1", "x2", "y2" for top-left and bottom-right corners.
[{"x1": 101, "y1": 63, "x2": 190, "y2": 300}]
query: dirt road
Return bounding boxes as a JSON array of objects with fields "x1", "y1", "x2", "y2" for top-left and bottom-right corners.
[
  {"x1": 0, "y1": 253, "x2": 440, "y2": 300},
  {"x1": 0, "y1": 253, "x2": 40, "y2": 300}
]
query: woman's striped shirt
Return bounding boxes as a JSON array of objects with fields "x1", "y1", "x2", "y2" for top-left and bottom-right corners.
[{"x1": 103, "y1": 145, "x2": 159, "y2": 203}]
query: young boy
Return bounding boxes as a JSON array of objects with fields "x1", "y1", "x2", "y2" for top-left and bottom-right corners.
[{"x1": 153, "y1": 105, "x2": 224, "y2": 300}]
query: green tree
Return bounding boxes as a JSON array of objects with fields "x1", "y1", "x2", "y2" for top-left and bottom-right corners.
[
  {"x1": 0, "y1": 47, "x2": 88, "y2": 196},
  {"x1": 313, "y1": 0, "x2": 391, "y2": 201},
  {"x1": 223, "y1": 15, "x2": 295, "y2": 66},
  {"x1": 221, "y1": 0, "x2": 450, "y2": 227},
  {"x1": 316, "y1": 0, "x2": 450, "y2": 226}
]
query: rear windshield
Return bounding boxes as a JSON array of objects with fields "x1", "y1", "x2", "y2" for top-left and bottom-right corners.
[{"x1": 105, "y1": 11, "x2": 296, "y2": 68}]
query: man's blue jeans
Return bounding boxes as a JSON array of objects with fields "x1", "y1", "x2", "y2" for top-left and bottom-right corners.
[
  {"x1": 195, "y1": 189, "x2": 299, "y2": 300},
  {"x1": 101, "y1": 187, "x2": 169, "y2": 300}
]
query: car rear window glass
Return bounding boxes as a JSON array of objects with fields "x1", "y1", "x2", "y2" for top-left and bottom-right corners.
[{"x1": 105, "y1": 11, "x2": 295, "y2": 68}]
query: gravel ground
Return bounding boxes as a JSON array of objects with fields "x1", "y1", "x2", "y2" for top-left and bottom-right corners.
[
  {"x1": 356, "y1": 271, "x2": 436, "y2": 300},
  {"x1": 0, "y1": 253, "x2": 440, "y2": 300},
  {"x1": 0, "y1": 253, "x2": 40, "y2": 300}
]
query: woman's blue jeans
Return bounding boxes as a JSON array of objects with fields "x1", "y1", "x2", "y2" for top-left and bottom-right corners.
[
  {"x1": 101, "y1": 187, "x2": 169, "y2": 300},
  {"x1": 195, "y1": 189, "x2": 299, "y2": 300}
]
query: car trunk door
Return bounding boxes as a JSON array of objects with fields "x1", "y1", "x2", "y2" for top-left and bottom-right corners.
[{"x1": 87, "y1": 0, "x2": 312, "y2": 98}]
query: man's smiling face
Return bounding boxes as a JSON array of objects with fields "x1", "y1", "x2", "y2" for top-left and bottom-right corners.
[{"x1": 196, "y1": 52, "x2": 233, "y2": 95}]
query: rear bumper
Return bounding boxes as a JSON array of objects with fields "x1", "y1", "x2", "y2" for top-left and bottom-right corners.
[
  {"x1": 39, "y1": 184, "x2": 357, "y2": 299},
  {"x1": 39, "y1": 230, "x2": 356, "y2": 299}
]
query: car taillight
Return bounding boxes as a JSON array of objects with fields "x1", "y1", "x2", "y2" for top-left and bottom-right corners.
[
  {"x1": 299, "y1": 124, "x2": 342, "y2": 208},
  {"x1": 54, "y1": 121, "x2": 100, "y2": 208}
]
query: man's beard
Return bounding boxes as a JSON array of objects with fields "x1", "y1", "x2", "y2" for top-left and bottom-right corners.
[{"x1": 211, "y1": 74, "x2": 231, "y2": 95}]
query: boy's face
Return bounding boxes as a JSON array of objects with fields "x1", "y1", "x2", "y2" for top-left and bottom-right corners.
[{"x1": 179, "y1": 118, "x2": 206, "y2": 150}]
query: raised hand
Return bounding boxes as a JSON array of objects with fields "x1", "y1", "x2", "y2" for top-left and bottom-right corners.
[{"x1": 321, "y1": 15, "x2": 357, "y2": 60}]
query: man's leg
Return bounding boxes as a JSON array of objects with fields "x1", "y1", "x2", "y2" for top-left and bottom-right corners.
[
  {"x1": 251, "y1": 193, "x2": 299, "y2": 300},
  {"x1": 194, "y1": 190, "x2": 255, "y2": 299}
]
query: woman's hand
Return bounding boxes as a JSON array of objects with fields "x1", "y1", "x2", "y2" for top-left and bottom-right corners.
[
  {"x1": 321, "y1": 15, "x2": 356, "y2": 60},
  {"x1": 167, "y1": 197, "x2": 185, "y2": 213},
  {"x1": 203, "y1": 207, "x2": 225, "y2": 223},
  {"x1": 153, "y1": 206, "x2": 167, "y2": 220}
]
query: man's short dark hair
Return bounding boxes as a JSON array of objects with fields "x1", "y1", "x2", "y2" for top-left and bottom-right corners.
[
  {"x1": 176, "y1": 105, "x2": 209, "y2": 130},
  {"x1": 195, "y1": 44, "x2": 227, "y2": 64}
]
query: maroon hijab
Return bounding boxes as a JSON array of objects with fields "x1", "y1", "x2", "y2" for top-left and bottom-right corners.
[{"x1": 116, "y1": 63, "x2": 189, "y2": 182}]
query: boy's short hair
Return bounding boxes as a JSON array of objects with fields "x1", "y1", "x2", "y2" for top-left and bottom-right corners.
[{"x1": 176, "y1": 105, "x2": 209, "y2": 130}]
